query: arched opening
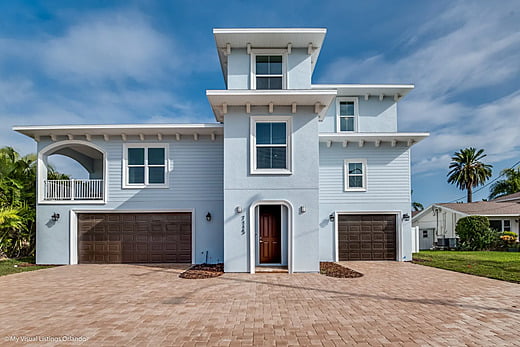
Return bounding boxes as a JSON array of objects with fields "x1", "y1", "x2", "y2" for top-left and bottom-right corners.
[
  {"x1": 38, "y1": 141, "x2": 106, "y2": 202},
  {"x1": 249, "y1": 200, "x2": 293, "y2": 274}
]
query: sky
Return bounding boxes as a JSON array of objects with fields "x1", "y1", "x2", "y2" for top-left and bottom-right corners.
[{"x1": 0, "y1": 0, "x2": 518, "y2": 208}]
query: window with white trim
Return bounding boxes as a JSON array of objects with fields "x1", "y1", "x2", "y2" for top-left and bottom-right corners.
[
  {"x1": 251, "y1": 50, "x2": 287, "y2": 90},
  {"x1": 123, "y1": 144, "x2": 168, "y2": 188},
  {"x1": 344, "y1": 159, "x2": 367, "y2": 191},
  {"x1": 251, "y1": 116, "x2": 292, "y2": 174},
  {"x1": 490, "y1": 219, "x2": 511, "y2": 232},
  {"x1": 336, "y1": 97, "x2": 359, "y2": 132}
]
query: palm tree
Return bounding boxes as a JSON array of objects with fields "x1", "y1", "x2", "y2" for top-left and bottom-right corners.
[
  {"x1": 489, "y1": 167, "x2": 520, "y2": 200},
  {"x1": 412, "y1": 201, "x2": 424, "y2": 212},
  {"x1": 447, "y1": 147, "x2": 492, "y2": 203}
]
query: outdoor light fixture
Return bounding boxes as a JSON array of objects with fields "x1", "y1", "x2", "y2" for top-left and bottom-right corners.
[
  {"x1": 300, "y1": 206, "x2": 306, "y2": 213},
  {"x1": 402, "y1": 213, "x2": 410, "y2": 221},
  {"x1": 206, "y1": 212, "x2": 212, "y2": 222},
  {"x1": 329, "y1": 213, "x2": 335, "y2": 222},
  {"x1": 51, "y1": 212, "x2": 60, "y2": 222},
  {"x1": 235, "y1": 206, "x2": 242, "y2": 214}
]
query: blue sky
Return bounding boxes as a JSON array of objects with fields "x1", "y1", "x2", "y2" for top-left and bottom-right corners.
[{"x1": 1, "y1": 0, "x2": 519, "y2": 207}]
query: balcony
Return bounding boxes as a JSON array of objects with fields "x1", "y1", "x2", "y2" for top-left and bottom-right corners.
[{"x1": 44, "y1": 179, "x2": 104, "y2": 201}]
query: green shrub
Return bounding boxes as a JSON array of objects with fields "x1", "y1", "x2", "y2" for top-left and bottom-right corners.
[{"x1": 455, "y1": 216, "x2": 500, "y2": 250}]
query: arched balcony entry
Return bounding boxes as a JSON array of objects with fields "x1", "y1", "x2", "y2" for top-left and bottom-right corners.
[{"x1": 38, "y1": 141, "x2": 106, "y2": 203}]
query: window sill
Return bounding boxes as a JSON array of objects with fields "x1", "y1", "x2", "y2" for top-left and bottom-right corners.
[
  {"x1": 122, "y1": 184, "x2": 169, "y2": 189},
  {"x1": 250, "y1": 169, "x2": 292, "y2": 175},
  {"x1": 344, "y1": 188, "x2": 367, "y2": 192}
]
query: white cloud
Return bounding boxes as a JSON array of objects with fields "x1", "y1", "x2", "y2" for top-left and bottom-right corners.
[
  {"x1": 42, "y1": 12, "x2": 177, "y2": 83},
  {"x1": 320, "y1": 1, "x2": 520, "y2": 179}
]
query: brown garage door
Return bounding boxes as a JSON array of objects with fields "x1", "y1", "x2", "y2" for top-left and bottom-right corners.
[
  {"x1": 78, "y1": 213, "x2": 191, "y2": 264},
  {"x1": 338, "y1": 214, "x2": 396, "y2": 261}
]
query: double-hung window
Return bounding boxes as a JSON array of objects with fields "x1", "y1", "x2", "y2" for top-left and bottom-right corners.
[
  {"x1": 337, "y1": 97, "x2": 358, "y2": 132},
  {"x1": 344, "y1": 159, "x2": 367, "y2": 191},
  {"x1": 251, "y1": 116, "x2": 292, "y2": 174},
  {"x1": 124, "y1": 144, "x2": 168, "y2": 188},
  {"x1": 252, "y1": 52, "x2": 285, "y2": 90}
]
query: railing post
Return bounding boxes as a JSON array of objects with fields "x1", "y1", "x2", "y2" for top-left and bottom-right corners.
[{"x1": 71, "y1": 179, "x2": 75, "y2": 201}]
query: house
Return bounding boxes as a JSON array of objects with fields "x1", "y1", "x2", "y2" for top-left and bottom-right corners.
[
  {"x1": 13, "y1": 28, "x2": 428, "y2": 273},
  {"x1": 412, "y1": 194, "x2": 520, "y2": 250}
]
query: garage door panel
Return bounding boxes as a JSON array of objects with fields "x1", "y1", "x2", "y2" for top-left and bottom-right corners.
[
  {"x1": 78, "y1": 212, "x2": 192, "y2": 264},
  {"x1": 338, "y1": 214, "x2": 396, "y2": 261}
]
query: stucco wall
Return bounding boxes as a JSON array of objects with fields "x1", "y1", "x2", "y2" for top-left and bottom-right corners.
[
  {"x1": 319, "y1": 96, "x2": 398, "y2": 133},
  {"x1": 223, "y1": 106, "x2": 320, "y2": 272}
]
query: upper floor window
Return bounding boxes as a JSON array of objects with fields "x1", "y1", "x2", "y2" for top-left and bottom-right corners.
[
  {"x1": 256, "y1": 56, "x2": 283, "y2": 89},
  {"x1": 250, "y1": 116, "x2": 292, "y2": 174},
  {"x1": 336, "y1": 97, "x2": 359, "y2": 132},
  {"x1": 344, "y1": 159, "x2": 367, "y2": 191},
  {"x1": 123, "y1": 144, "x2": 168, "y2": 188},
  {"x1": 251, "y1": 50, "x2": 287, "y2": 90}
]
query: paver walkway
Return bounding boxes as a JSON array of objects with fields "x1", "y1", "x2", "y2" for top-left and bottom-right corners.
[{"x1": 0, "y1": 262, "x2": 518, "y2": 346}]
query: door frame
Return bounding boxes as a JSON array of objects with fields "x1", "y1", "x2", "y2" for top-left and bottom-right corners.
[
  {"x1": 256, "y1": 205, "x2": 285, "y2": 266},
  {"x1": 334, "y1": 211, "x2": 401, "y2": 262},
  {"x1": 249, "y1": 200, "x2": 293, "y2": 274},
  {"x1": 70, "y1": 209, "x2": 195, "y2": 265}
]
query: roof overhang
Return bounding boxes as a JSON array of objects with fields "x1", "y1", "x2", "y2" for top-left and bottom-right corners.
[
  {"x1": 319, "y1": 132, "x2": 429, "y2": 148},
  {"x1": 213, "y1": 28, "x2": 327, "y2": 80},
  {"x1": 13, "y1": 124, "x2": 223, "y2": 142},
  {"x1": 207, "y1": 89, "x2": 337, "y2": 122},
  {"x1": 312, "y1": 84, "x2": 414, "y2": 101}
]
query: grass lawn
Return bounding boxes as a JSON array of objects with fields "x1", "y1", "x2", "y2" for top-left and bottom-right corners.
[
  {"x1": 413, "y1": 251, "x2": 520, "y2": 283},
  {"x1": 0, "y1": 257, "x2": 54, "y2": 277}
]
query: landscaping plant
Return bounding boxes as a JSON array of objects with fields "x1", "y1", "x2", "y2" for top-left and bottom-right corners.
[{"x1": 455, "y1": 215, "x2": 500, "y2": 251}]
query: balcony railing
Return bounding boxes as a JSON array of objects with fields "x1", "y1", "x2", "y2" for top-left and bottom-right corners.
[{"x1": 44, "y1": 179, "x2": 104, "y2": 201}]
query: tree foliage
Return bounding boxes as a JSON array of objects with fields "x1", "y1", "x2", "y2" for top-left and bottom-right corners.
[
  {"x1": 0, "y1": 147, "x2": 68, "y2": 258},
  {"x1": 488, "y1": 167, "x2": 520, "y2": 200},
  {"x1": 455, "y1": 215, "x2": 500, "y2": 251},
  {"x1": 447, "y1": 147, "x2": 492, "y2": 203}
]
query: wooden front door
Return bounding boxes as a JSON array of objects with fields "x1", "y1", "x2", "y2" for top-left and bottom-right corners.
[{"x1": 259, "y1": 206, "x2": 281, "y2": 264}]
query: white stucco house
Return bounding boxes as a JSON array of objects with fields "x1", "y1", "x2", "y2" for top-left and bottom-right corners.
[
  {"x1": 412, "y1": 192, "x2": 520, "y2": 250},
  {"x1": 13, "y1": 28, "x2": 428, "y2": 273}
]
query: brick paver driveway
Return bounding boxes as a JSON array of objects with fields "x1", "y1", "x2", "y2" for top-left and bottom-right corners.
[{"x1": 1, "y1": 262, "x2": 519, "y2": 346}]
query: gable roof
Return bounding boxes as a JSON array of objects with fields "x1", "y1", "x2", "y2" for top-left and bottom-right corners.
[
  {"x1": 437, "y1": 201, "x2": 520, "y2": 216},
  {"x1": 492, "y1": 191, "x2": 520, "y2": 202}
]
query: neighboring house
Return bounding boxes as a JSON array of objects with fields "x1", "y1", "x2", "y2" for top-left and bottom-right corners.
[
  {"x1": 412, "y1": 195, "x2": 520, "y2": 250},
  {"x1": 13, "y1": 28, "x2": 428, "y2": 273}
]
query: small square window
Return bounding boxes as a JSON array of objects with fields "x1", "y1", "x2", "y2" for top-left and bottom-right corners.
[{"x1": 124, "y1": 144, "x2": 168, "y2": 188}]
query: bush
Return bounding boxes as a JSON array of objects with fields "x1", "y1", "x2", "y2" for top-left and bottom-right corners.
[
  {"x1": 499, "y1": 231, "x2": 519, "y2": 250},
  {"x1": 455, "y1": 216, "x2": 500, "y2": 251}
]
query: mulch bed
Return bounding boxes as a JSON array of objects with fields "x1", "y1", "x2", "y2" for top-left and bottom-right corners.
[
  {"x1": 320, "y1": 262, "x2": 363, "y2": 278},
  {"x1": 14, "y1": 263, "x2": 40, "y2": 268},
  {"x1": 179, "y1": 263, "x2": 224, "y2": 279}
]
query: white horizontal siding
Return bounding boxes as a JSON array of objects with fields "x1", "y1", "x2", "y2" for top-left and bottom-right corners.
[{"x1": 319, "y1": 143, "x2": 410, "y2": 204}]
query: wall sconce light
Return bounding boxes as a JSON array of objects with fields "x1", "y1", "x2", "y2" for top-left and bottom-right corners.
[
  {"x1": 235, "y1": 206, "x2": 242, "y2": 214},
  {"x1": 299, "y1": 206, "x2": 306, "y2": 214},
  {"x1": 51, "y1": 212, "x2": 60, "y2": 222},
  {"x1": 206, "y1": 212, "x2": 212, "y2": 222},
  {"x1": 329, "y1": 213, "x2": 335, "y2": 222},
  {"x1": 402, "y1": 213, "x2": 410, "y2": 221}
]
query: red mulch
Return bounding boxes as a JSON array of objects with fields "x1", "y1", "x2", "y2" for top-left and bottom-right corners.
[
  {"x1": 320, "y1": 262, "x2": 363, "y2": 278},
  {"x1": 179, "y1": 263, "x2": 224, "y2": 279}
]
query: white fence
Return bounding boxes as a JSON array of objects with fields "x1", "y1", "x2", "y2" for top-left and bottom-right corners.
[{"x1": 44, "y1": 179, "x2": 104, "y2": 201}]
